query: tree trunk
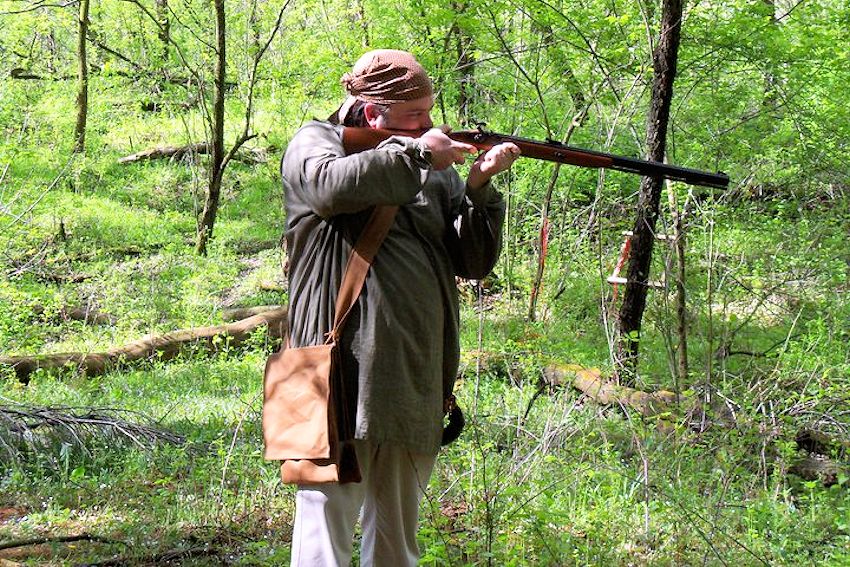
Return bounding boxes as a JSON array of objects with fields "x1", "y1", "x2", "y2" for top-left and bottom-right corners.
[
  {"x1": 451, "y1": 12, "x2": 474, "y2": 125},
  {"x1": 616, "y1": 0, "x2": 683, "y2": 384},
  {"x1": 353, "y1": 0, "x2": 370, "y2": 47},
  {"x1": 156, "y1": 0, "x2": 170, "y2": 60},
  {"x1": 73, "y1": 0, "x2": 90, "y2": 153},
  {"x1": 196, "y1": 0, "x2": 227, "y2": 256},
  {"x1": 667, "y1": 182, "x2": 689, "y2": 388}
]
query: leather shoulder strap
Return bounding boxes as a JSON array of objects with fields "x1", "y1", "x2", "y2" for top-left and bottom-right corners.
[{"x1": 327, "y1": 205, "x2": 398, "y2": 340}]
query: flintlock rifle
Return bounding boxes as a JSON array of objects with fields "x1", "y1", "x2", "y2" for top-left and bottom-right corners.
[{"x1": 342, "y1": 126, "x2": 729, "y2": 189}]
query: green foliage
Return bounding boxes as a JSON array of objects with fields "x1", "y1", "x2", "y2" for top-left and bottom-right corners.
[{"x1": 1, "y1": 0, "x2": 849, "y2": 563}]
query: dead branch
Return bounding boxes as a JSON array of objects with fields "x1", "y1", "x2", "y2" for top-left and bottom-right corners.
[
  {"x1": 79, "y1": 544, "x2": 219, "y2": 566},
  {"x1": 0, "y1": 404, "x2": 184, "y2": 462},
  {"x1": 0, "y1": 533, "x2": 120, "y2": 551},
  {"x1": 0, "y1": 307, "x2": 287, "y2": 382},
  {"x1": 117, "y1": 143, "x2": 270, "y2": 165}
]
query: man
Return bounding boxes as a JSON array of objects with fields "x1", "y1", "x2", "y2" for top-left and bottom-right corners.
[{"x1": 281, "y1": 49, "x2": 518, "y2": 566}]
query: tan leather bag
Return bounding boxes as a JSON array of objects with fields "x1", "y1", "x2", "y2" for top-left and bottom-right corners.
[{"x1": 262, "y1": 206, "x2": 397, "y2": 485}]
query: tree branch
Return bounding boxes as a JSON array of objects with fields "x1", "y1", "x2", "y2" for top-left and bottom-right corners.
[
  {"x1": 1, "y1": 308, "x2": 287, "y2": 382},
  {"x1": 0, "y1": 533, "x2": 120, "y2": 551}
]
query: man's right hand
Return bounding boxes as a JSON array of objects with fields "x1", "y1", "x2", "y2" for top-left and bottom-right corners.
[{"x1": 420, "y1": 127, "x2": 476, "y2": 170}]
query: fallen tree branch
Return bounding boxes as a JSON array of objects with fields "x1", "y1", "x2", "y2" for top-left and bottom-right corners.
[
  {"x1": 0, "y1": 404, "x2": 185, "y2": 462},
  {"x1": 0, "y1": 308, "x2": 287, "y2": 382},
  {"x1": 117, "y1": 143, "x2": 271, "y2": 165},
  {"x1": 79, "y1": 544, "x2": 219, "y2": 566},
  {"x1": 0, "y1": 533, "x2": 120, "y2": 551},
  {"x1": 544, "y1": 362, "x2": 849, "y2": 486}
]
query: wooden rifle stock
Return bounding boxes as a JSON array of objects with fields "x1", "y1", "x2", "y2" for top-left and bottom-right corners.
[{"x1": 341, "y1": 126, "x2": 730, "y2": 189}]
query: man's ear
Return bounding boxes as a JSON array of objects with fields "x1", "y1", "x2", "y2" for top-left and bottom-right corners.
[{"x1": 363, "y1": 102, "x2": 382, "y2": 128}]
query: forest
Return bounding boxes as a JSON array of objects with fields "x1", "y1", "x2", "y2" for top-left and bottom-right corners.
[{"x1": 0, "y1": 0, "x2": 848, "y2": 563}]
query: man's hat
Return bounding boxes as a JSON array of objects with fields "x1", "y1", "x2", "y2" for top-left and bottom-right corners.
[{"x1": 337, "y1": 49, "x2": 433, "y2": 122}]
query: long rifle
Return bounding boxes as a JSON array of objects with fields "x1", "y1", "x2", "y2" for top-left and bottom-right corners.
[{"x1": 342, "y1": 126, "x2": 729, "y2": 189}]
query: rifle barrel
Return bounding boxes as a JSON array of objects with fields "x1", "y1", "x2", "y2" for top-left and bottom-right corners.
[
  {"x1": 448, "y1": 130, "x2": 729, "y2": 189},
  {"x1": 340, "y1": 127, "x2": 730, "y2": 189}
]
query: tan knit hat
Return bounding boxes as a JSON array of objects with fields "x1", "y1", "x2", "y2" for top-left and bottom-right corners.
[{"x1": 336, "y1": 50, "x2": 433, "y2": 123}]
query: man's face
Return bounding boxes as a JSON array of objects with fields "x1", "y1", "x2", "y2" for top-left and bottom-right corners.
[{"x1": 367, "y1": 96, "x2": 435, "y2": 131}]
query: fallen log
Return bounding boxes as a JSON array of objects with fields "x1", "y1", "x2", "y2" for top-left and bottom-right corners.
[
  {"x1": 117, "y1": 143, "x2": 271, "y2": 165},
  {"x1": 258, "y1": 281, "x2": 286, "y2": 292},
  {"x1": 789, "y1": 454, "x2": 848, "y2": 486},
  {"x1": 545, "y1": 362, "x2": 848, "y2": 486},
  {"x1": 222, "y1": 305, "x2": 285, "y2": 322},
  {"x1": 544, "y1": 363, "x2": 682, "y2": 417},
  {"x1": 0, "y1": 533, "x2": 119, "y2": 552},
  {"x1": 1, "y1": 308, "x2": 287, "y2": 383},
  {"x1": 31, "y1": 304, "x2": 116, "y2": 326},
  {"x1": 77, "y1": 544, "x2": 219, "y2": 567},
  {"x1": 117, "y1": 143, "x2": 209, "y2": 164}
]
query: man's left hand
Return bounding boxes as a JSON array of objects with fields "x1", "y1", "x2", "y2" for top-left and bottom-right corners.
[{"x1": 467, "y1": 142, "x2": 521, "y2": 190}]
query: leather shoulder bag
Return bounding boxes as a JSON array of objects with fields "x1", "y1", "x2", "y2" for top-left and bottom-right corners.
[{"x1": 262, "y1": 205, "x2": 398, "y2": 485}]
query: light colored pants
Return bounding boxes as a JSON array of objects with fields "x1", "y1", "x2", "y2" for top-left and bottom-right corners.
[{"x1": 290, "y1": 440, "x2": 437, "y2": 567}]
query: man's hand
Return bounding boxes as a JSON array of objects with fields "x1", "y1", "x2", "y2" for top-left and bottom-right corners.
[
  {"x1": 420, "y1": 127, "x2": 477, "y2": 170},
  {"x1": 467, "y1": 142, "x2": 521, "y2": 190}
]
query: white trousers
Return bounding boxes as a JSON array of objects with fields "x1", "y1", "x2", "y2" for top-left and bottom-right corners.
[{"x1": 290, "y1": 440, "x2": 436, "y2": 567}]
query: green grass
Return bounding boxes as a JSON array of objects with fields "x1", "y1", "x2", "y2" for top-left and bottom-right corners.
[{"x1": 2, "y1": 68, "x2": 849, "y2": 566}]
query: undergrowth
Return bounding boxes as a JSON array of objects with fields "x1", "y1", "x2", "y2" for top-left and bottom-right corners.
[{"x1": 1, "y1": 70, "x2": 849, "y2": 566}]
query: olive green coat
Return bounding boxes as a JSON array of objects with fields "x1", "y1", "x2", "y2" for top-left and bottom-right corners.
[{"x1": 281, "y1": 121, "x2": 504, "y2": 454}]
